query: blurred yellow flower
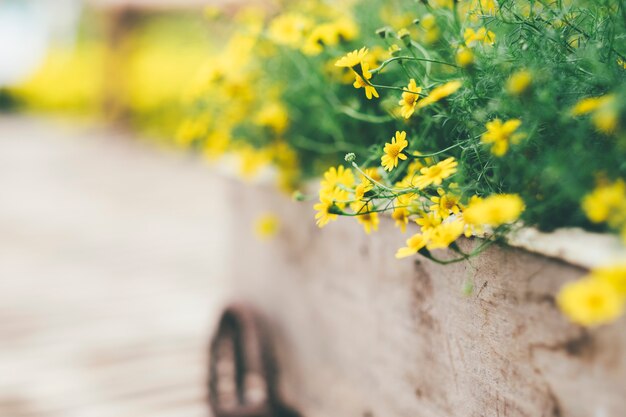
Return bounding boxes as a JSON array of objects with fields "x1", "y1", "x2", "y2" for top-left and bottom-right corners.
[
  {"x1": 335, "y1": 47, "x2": 369, "y2": 68},
  {"x1": 417, "y1": 80, "x2": 462, "y2": 109},
  {"x1": 416, "y1": 14, "x2": 439, "y2": 44},
  {"x1": 333, "y1": 17, "x2": 359, "y2": 41},
  {"x1": 506, "y1": 69, "x2": 532, "y2": 95},
  {"x1": 415, "y1": 211, "x2": 442, "y2": 233},
  {"x1": 268, "y1": 13, "x2": 313, "y2": 47},
  {"x1": 392, "y1": 207, "x2": 411, "y2": 233},
  {"x1": 593, "y1": 106, "x2": 619, "y2": 135},
  {"x1": 238, "y1": 146, "x2": 269, "y2": 179},
  {"x1": 320, "y1": 165, "x2": 355, "y2": 193},
  {"x1": 176, "y1": 117, "x2": 206, "y2": 147},
  {"x1": 464, "y1": 27, "x2": 496, "y2": 46},
  {"x1": 463, "y1": 194, "x2": 525, "y2": 227},
  {"x1": 581, "y1": 179, "x2": 626, "y2": 224},
  {"x1": 571, "y1": 94, "x2": 614, "y2": 115},
  {"x1": 396, "y1": 233, "x2": 430, "y2": 258},
  {"x1": 430, "y1": 0, "x2": 454, "y2": 8},
  {"x1": 391, "y1": 193, "x2": 416, "y2": 233},
  {"x1": 302, "y1": 22, "x2": 343, "y2": 56},
  {"x1": 591, "y1": 264, "x2": 626, "y2": 296},
  {"x1": 381, "y1": 131, "x2": 409, "y2": 171},
  {"x1": 202, "y1": 129, "x2": 231, "y2": 160},
  {"x1": 255, "y1": 214, "x2": 280, "y2": 240},
  {"x1": 571, "y1": 94, "x2": 618, "y2": 134},
  {"x1": 481, "y1": 118, "x2": 524, "y2": 156},
  {"x1": 398, "y1": 79, "x2": 422, "y2": 118},
  {"x1": 255, "y1": 102, "x2": 289, "y2": 134},
  {"x1": 353, "y1": 63, "x2": 379, "y2": 99},
  {"x1": 397, "y1": 28, "x2": 411, "y2": 39},
  {"x1": 427, "y1": 220, "x2": 465, "y2": 250},
  {"x1": 362, "y1": 167, "x2": 382, "y2": 182},
  {"x1": 558, "y1": 278, "x2": 624, "y2": 326},
  {"x1": 455, "y1": 47, "x2": 475, "y2": 67},
  {"x1": 413, "y1": 157, "x2": 458, "y2": 189}
]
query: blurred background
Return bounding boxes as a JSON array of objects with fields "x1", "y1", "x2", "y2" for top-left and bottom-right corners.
[
  {"x1": 0, "y1": 1, "x2": 261, "y2": 416},
  {"x1": 0, "y1": 0, "x2": 254, "y2": 136}
]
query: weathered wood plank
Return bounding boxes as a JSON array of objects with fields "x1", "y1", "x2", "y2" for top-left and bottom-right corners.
[
  {"x1": 0, "y1": 117, "x2": 230, "y2": 417},
  {"x1": 225, "y1": 180, "x2": 626, "y2": 417}
]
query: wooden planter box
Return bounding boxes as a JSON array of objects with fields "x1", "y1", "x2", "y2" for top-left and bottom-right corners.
[{"x1": 214, "y1": 175, "x2": 626, "y2": 417}]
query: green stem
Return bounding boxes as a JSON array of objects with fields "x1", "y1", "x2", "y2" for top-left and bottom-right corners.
[
  {"x1": 370, "y1": 56, "x2": 459, "y2": 75},
  {"x1": 405, "y1": 141, "x2": 469, "y2": 159}
]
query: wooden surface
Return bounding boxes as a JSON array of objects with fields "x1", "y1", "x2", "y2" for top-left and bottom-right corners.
[
  {"x1": 226, "y1": 179, "x2": 626, "y2": 417},
  {"x1": 0, "y1": 117, "x2": 236, "y2": 417}
]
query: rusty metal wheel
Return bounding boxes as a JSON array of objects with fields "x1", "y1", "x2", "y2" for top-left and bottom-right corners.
[{"x1": 208, "y1": 303, "x2": 302, "y2": 417}]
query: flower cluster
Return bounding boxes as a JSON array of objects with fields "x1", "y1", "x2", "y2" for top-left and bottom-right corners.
[
  {"x1": 306, "y1": 0, "x2": 625, "y2": 325},
  {"x1": 582, "y1": 179, "x2": 626, "y2": 243},
  {"x1": 313, "y1": 128, "x2": 525, "y2": 263},
  {"x1": 558, "y1": 264, "x2": 626, "y2": 326},
  {"x1": 178, "y1": 0, "x2": 624, "y2": 326}
]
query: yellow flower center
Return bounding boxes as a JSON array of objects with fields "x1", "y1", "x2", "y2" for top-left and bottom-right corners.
[
  {"x1": 387, "y1": 145, "x2": 400, "y2": 158},
  {"x1": 404, "y1": 93, "x2": 417, "y2": 106},
  {"x1": 586, "y1": 294, "x2": 603, "y2": 310}
]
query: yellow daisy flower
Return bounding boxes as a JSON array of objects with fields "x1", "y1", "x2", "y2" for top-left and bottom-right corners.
[
  {"x1": 427, "y1": 219, "x2": 465, "y2": 250},
  {"x1": 464, "y1": 27, "x2": 496, "y2": 46},
  {"x1": 455, "y1": 47, "x2": 474, "y2": 67},
  {"x1": 390, "y1": 193, "x2": 415, "y2": 233},
  {"x1": 462, "y1": 194, "x2": 525, "y2": 227},
  {"x1": 396, "y1": 232, "x2": 430, "y2": 259},
  {"x1": 571, "y1": 94, "x2": 618, "y2": 134},
  {"x1": 413, "y1": 157, "x2": 458, "y2": 189},
  {"x1": 571, "y1": 94, "x2": 614, "y2": 116},
  {"x1": 353, "y1": 62, "x2": 379, "y2": 99},
  {"x1": 335, "y1": 47, "x2": 369, "y2": 68},
  {"x1": 351, "y1": 201, "x2": 380, "y2": 234},
  {"x1": 320, "y1": 165, "x2": 355, "y2": 193},
  {"x1": 581, "y1": 179, "x2": 626, "y2": 224},
  {"x1": 430, "y1": 187, "x2": 462, "y2": 219},
  {"x1": 392, "y1": 207, "x2": 411, "y2": 233},
  {"x1": 238, "y1": 146, "x2": 269, "y2": 179},
  {"x1": 481, "y1": 118, "x2": 524, "y2": 156},
  {"x1": 415, "y1": 211, "x2": 442, "y2": 233},
  {"x1": 506, "y1": 69, "x2": 532, "y2": 95},
  {"x1": 398, "y1": 79, "x2": 422, "y2": 118},
  {"x1": 381, "y1": 131, "x2": 409, "y2": 171},
  {"x1": 254, "y1": 214, "x2": 279, "y2": 240},
  {"x1": 354, "y1": 176, "x2": 374, "y2": 201},
  {"x1": 416, "y1": 80, "x2": 462, "y2": 109},
  {"x1": 557, "y1": 278, "x2": 625, "y2": 327},
  {"x1": 268, "y1": 13, "x2": 313, "y2": 47},
  {"x1": 362, "y1": 167, "x2": 382, "y2": 182},
  {"x1": 314, "y1": 188, "x2": 346, "y2": 228},
  {"x1": 333, "y1": 17, "x2": 359, "y2": 42},
  {"x1": 202, "y1": 129, "x2": 231, "y2": 161},
  {"x1": 254, "y1": 102, "x2": 289, "y2": 134},
  {"x1": 591, "y1": 264, "x2": 626, "y2": 296}
]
